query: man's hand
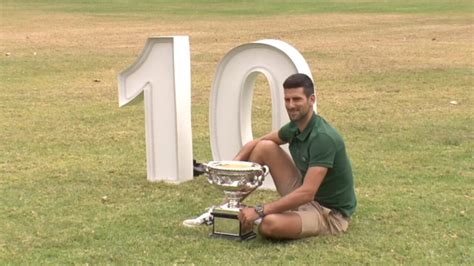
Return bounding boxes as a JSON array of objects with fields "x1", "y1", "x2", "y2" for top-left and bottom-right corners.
[{"x1": 238, "y1": 207, "x2": 260, "y2": 229}]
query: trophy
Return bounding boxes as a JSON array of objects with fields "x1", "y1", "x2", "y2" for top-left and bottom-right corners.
[{"x1": 205, "y1": 161, "x2": 269, "y2": 240}]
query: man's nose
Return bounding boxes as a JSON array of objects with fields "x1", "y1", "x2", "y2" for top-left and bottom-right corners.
[{"x1": 286, "y1": 100, "x2": 295, "y2": 109}]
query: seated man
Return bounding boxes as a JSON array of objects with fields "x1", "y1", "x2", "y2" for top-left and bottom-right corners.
[{"x1": 184, "y1": 73, "x2": 356, "y2": 239}]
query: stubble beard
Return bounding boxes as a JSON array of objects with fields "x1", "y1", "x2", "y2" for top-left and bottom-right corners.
[{"x1": 288, "y1": 106, "x2": 310, "y2": 123}]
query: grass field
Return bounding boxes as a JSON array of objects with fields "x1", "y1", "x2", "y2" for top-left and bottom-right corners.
[{"x1": 1, "y1": 0, "x2": 473, "y2": 264}]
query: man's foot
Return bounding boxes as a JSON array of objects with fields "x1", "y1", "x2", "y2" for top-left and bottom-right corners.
[{"x1": 182, "y1": 207, "x2": 215, "y2": 227}]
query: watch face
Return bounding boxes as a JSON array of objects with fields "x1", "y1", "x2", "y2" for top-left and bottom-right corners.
[{"x1": 255, "y1": 205, "x2": 264, "y2": 217}]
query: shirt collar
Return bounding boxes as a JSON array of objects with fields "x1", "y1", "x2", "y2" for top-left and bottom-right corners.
[{"x1": 290, "y1": 112, "x2": 317, "y2": 141}]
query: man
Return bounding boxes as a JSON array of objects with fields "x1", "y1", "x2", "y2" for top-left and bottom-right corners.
[{"x1": 184, "y1": 73, "x2": 356, "y2": 239}]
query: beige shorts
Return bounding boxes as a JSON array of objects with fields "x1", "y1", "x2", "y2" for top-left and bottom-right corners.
[
  {"x1": 294, "y1": 201, "x2": 350, "y2": 237},
  {"x1": 279, "y1": 175, "x2": 350, "y2": 237}
]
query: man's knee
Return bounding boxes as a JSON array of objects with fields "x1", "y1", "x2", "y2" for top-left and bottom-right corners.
[
  {"x1": 258, "y1": 214, "x2": 287, "y2": 238},
  {"x1": 249, "y1": 140, "x2": 280, "y2": 163},
  {"x1": 258, "y1": 213, "x2": 303, "y2": 239},
  {"x1": 258, "y1": 214, "x2": 277, "y2": 237},
  {"x1": 254, "y1": 139, "x2": 279, "y2": 152}
]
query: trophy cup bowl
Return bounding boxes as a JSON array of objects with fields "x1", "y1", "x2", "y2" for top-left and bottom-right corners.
[{"x1": 205, "y1": 161, "x2": 269, "y2": 240}]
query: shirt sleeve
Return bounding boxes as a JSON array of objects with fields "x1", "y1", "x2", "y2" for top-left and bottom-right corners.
[
  {"x1": 278, "y1": 123, "x2": 291, "y2": 143},
  {"x1": 308, "y1": 133, "x2": 337, "y2": 168}
]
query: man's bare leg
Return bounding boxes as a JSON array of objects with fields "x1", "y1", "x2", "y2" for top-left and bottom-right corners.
[
  {"x1": 246, "y1": 140, "x2": 305, "y2": 239},
  {"x1": 248, "y1": 140, "x2": 301, "y2": 196},
  {"x1": 258, "y1": 212, "x2": 303, "y2": 239}
]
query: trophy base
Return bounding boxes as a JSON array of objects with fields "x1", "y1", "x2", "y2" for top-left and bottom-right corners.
[{"x1": 210, "y1": 207, "x2": 256, "y2": 241}]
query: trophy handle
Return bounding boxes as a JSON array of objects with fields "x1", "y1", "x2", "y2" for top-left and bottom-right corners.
[
  {"x1": 256, "y1": 165, "x2": 269, "y2": 185},
  {"x1": 262, "y1": 165, "x2": 269, "y2": 177},
  {"x1": 203, "y1": 163, "x2": 213, "y2": 184},
  {"x1": 203, "y1": 162, "x2": 209, "y2": 173}
]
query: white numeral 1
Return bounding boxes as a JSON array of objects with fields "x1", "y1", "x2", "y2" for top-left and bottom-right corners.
[{"x1": 118, "y1": 36, "x2": 193, "y2": 182}]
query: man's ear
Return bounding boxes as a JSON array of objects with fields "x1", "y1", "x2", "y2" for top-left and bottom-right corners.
[{"x1": 310, "y1": 94, "x2": 316, "y2": 105}]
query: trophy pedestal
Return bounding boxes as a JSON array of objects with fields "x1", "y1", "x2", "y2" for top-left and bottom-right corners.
[{"x1": 210, "y1": 207, "x2": 256, "y2": 241}]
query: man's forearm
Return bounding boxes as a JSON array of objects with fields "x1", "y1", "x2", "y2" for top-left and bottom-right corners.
[
  {"x1": 264, "y1": 167, "x2": 326, "y2": 215},
  {"x1": 264, "y1": 187, "x2": 314, "y2": 215}
]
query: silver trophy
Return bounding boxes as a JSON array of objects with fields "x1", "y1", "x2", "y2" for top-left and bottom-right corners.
[{"x1": 205, "y1": 160, "x2": 269, "y2": 240}]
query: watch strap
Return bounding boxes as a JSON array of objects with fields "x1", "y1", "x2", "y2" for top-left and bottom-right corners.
[{"x1": 255, "y1": 204, "x2": 265, "y2": 218}]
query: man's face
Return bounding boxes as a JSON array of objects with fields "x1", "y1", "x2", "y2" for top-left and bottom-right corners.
[{"x1": 284, "y1": 87, "x2": 314, "y2": 122}]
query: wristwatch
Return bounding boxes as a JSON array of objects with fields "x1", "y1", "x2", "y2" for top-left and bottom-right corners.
[{"x1": 255, "y1": 204, "x2": 265, "y2": 218}]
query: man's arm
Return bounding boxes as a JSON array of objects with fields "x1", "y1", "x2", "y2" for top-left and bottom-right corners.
[
  {"x1": 233, "y1": 131, "x2": 285, "y2": 161},
  {"x1": 239, "y1": 166, "x2": 327, "y2": 226},
  {"x1": 264, "y1": 166, "x2": 327, "y2": 214}
]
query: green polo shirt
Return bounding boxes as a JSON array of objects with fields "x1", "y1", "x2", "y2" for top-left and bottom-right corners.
[{"x1": 278, "y1": 113, "x2": 356, "y2": 217}]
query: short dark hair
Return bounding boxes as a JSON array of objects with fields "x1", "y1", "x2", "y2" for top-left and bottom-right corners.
[{"x1": 283, "y1": 73, "x2": 314, "y2": 97}]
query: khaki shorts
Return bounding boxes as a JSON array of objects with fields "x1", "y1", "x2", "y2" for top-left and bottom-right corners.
[
  {"x1": 279, "y1": 175, "x2": 350, "y2": 237},
  {"x1": 294, "y1": 201, "x2": 350, "y2": 237}
]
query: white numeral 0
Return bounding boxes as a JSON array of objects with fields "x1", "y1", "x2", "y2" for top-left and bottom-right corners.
[{"x1": 210, "y1": 39, "x2": 314, "y2": 189}]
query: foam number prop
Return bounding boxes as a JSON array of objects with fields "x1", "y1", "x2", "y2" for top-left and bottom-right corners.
[
  {"x1": 209, "y1": 39, "x2": 314, "y2": 189},
  {"x1": 118, "y1": 37, "x2": 314, "y2": 189},
  {"x1": 118, "y1": 36, "x2": 193, "y2": 182}
]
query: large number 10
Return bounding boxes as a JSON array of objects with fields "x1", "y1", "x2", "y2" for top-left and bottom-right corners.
[{"x1": 118, "y1": 36, "x2": 315, "y2": 189}]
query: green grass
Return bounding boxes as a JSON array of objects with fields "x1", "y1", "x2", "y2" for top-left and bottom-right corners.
[
  {"x1": 2, "y1": 0, "x2": 473, "y2": 17},
  {"x1": 1, "y1": 0, "x2": 473, "y2": 264}
]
